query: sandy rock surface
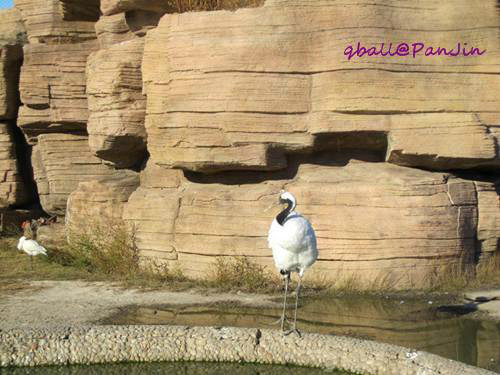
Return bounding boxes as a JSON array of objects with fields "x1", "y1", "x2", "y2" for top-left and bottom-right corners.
[{"x1": 31, "y1": 134, "x2": 116, "y2": 216}]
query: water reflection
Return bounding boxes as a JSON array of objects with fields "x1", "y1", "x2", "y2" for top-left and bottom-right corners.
[
  {"x1": 103, "y1": 295, "x2": 500, "y2": 372},
  {"x1": 3, "y1": 362, "x2": 346, "y2": 375}
]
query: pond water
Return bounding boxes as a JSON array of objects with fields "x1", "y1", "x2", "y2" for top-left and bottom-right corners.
[
  {"x1": 4, "y1": 361, "x2": 349, "y2": 374},
  {"x1": 101, "y1": 295, "x2": 500, "y2": 373}
]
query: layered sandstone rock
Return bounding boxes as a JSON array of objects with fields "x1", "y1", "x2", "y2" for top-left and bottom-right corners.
[
  {"x1": 95, "y1": 11, "x2": 162, "y2": 49},
  {"x1": 0, "y1": 8, "x2": 24, "y2": 122},
  {"x1": 124, "y1": 159, "x2": 480, "y2": 286},
  {"x1": 14, "y1": 0, "x2": 98, "y2": 43},
  {"x1": 386, "y1": 113, "x2": 499, "y2": 170},
  {"x1": 86, "y1": 38, "x2": 147, "y2": 168},
  {"x1": 0, "y1": 9, "x2": 32, "y2": 208},
  {"x1": 123, "y1": 162, "x2": 183, "y2": 262},
  {"x1": 0, "y1": 45, "x2": 22, "y2": 121},
  {"x1": 18, "y1": 40, "x2": 98, "y2": 143},
  {"x1": 476, "y1": 181, "x2": 500, "y2": 262},
  {"x1": 0, "y1": 8, "x2": 26, "y2": 45},
  {"x1": 142, "y1": 0, "x2": 500, "y2": 173},
  {"x1": 32, "y1": 134, "x2": 117, "y2": 216},
  {"x1": 66, "y1": 170, "x2": 139, "y2": 234},
  {"x1": 101, "y1": 0, "x2": 174, "y2": 16},
  {"x1": 95, "y1": 13, "x2": 135, "y2": 48},
  {"x1": 3, "y1": 0, "x2": 493, "y2": 288},
  {"x1": 0, "y1": 123, "x2": 31, "y2": 207},
  {"x1": 15, "y1": 0, "x2": 101, "y2": 143},
  {"x1": 59, "y1": 0, "x2": 100, "y2": 22}
]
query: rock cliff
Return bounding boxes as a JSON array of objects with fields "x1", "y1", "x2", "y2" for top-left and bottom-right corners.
[
  {"x1": 0, "y1": 8, "x2": 32, "y2": 208},
  {"x1": 0, "y1": 0, "x2": 498, "y2": 287}
]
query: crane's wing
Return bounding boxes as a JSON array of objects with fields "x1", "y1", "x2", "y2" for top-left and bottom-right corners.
[{"x1": 23, "y1": 240, "x2": 48, "y2": 256}]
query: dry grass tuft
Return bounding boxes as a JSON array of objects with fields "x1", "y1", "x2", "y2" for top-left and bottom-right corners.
[
  {"x1": 308, "y1": 270, "x2": 400, "y2": 296},
  {"x1": 426, "y1": 254, "x2": 500, "y2": 292},
  {"x1": 65, "y1": 222, "x2": 140, "y2": 278},
  {"x1": 0, "y1": 220, "x2": 192, "y2": 290},
  {"x1": 167, "y1": 0, "x2": 264, "y2": 12},
  {"x1": 427, "y1": 262, "x2": 472, "y2": 292},
  {"x1": 475, "y1": 252, "x2": 500, "y2": 286},
  {"x1": 65, "y1": 221, "x2": 189, "y2": 287},
  {"x1": 210, "y1": 256, "x2": 279, "y2": 292}
]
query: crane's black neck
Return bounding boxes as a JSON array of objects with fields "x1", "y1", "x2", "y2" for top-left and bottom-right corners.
[{"x1": 276, "y1": 199, "x2": 293, "y2": 226}]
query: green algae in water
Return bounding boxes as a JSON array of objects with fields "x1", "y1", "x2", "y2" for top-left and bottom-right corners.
[{"x1": 2, "y1": 362, "x2": 354, "y2": 375}]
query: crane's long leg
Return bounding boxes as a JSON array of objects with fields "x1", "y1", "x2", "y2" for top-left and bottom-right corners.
[
  {"x1": 285, "y1": 273, "x2": 302, "y2": 337},
  {"x1": 280, "y1": 272, "x2": 290, "y2": 332},
  {"x1": 30, "y1": 256, "x2": 33, "y2": 271},
  {"x1": 268, "y1": 271, "x2": 291, "y2": 329}
]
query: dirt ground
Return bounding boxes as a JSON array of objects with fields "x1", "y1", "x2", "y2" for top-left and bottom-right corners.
[
  {"x1": 1, "y1": 280, "x2": 499, "y2": 330},
  {"x1": 0, "y1": 280, "x2": 280, "y2": 329}
]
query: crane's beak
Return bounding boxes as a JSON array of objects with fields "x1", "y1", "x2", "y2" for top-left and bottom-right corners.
[{"x1": 264, "y1": 198, "x2": 283, "y2": 212}]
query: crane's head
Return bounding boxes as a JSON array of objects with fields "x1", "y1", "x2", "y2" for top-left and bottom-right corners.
[
  {"x1": 279, "y1": 190, "x2": 295, "y2": 204},
  {"x1": 264, "y1": 190, "x2": 297, "y2": 213},
  {"x1": 278, "y1": 190, "x2": 296, "y2": 210}
]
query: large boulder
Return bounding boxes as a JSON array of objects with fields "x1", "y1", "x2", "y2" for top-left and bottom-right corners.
[
  {"x1": 142, "y1": 0, "x2": 500, "y2": 173},
  {"x1": 32, "y1": 134, "x2": 117, "y2": 216},
  {"x1": 66, "y1": 170, "x2": 139, "y2": 234},
  {"x1": 124, "y1": 159, "x2": 480, "y2": 286},
  {"x1": 86, "y1": 38, "x2": 147, "y2": 168}
]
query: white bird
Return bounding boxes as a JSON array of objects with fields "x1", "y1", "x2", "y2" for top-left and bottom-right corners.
[
  {"x1": 17, "y1": 236, "x2": 48, "y2": 270},
  {"x1": 267, "y1": 190, "x2": 318, "y2": 335}
]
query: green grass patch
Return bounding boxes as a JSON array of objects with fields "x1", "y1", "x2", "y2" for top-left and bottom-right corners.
[{"x1": 0, "y1": 237, "x2": 92, "y2": 282}]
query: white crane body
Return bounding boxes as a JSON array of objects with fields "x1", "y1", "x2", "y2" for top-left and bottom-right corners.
[
  {"x1": 17, "y1": 236, "x2": 48, "y2": 270},
  {"x1": 268, "y1": 214, "x2": 317, "y2": 276},
  {"x1": 267, "y1": 191, "x2": 318, "y2": 335}
]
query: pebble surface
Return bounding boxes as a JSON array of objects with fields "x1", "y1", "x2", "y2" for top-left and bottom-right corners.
[{"x1": 0, "y1": 325, "x2": 495, "y2": 374}]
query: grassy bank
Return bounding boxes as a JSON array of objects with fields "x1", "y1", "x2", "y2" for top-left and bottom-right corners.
[{"x1": 2, "y1": 223, "x2": 499, "y2": 296}]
